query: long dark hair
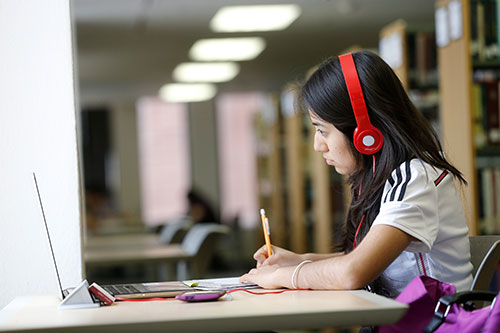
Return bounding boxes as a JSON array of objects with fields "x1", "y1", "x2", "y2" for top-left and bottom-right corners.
[{"x1": 300, "y1": 50, "x2": 465, "y2": 253}]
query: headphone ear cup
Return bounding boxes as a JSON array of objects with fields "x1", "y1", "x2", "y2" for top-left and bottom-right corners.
[{"x1": 353, "y1": 126, "x2": 384, "y2": 155}]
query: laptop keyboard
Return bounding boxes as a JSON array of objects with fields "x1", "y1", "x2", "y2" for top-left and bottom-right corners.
[{"x1": 103, "y1": 284, "x2": 140, "y2": 295}]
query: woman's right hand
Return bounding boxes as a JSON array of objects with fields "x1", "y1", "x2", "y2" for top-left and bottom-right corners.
[{"x1": 254, "y1": 245, "x2": 306, "y2": 268}]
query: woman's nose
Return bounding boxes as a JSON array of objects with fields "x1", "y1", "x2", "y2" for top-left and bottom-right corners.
[{"x1": 313, "y1": 133, "x2": 327, "y2": 152}]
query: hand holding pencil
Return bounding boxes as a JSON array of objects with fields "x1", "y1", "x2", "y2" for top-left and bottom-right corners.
[{"x1": 251, "y1": 210, "x2": 307, "y2": 269}]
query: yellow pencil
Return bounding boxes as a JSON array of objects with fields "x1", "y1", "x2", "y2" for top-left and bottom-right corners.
[{"x1": 260, "y1": 208, "x2": 273, "y2": 257}]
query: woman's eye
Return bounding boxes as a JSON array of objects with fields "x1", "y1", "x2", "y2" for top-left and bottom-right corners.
[{"x1": 317, "y1": 129, "x2": 326, "y2": 136}]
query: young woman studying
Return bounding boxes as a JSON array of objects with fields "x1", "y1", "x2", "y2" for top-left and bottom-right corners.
[{"x1": 240, "y1": 51, "x2": 473, "y2": 298}]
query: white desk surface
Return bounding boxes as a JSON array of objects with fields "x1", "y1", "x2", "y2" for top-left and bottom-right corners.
[{"x1": 0, "y1": 289, "x2": 407, "y2": 332}]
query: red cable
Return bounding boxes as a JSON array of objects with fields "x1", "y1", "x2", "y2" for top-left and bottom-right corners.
[
  {"x1": 419, "y1": 253, "x2": 428, "y2": 276},
  {"x1": 353, "y1": 215, "x2": 365, "y2": 249},
  {"x1": 227, "y1": 288, "x2": 309, "y2": 295},
  {"x1": 115, "y1": 288, "x2": 309, "y2": 302},
  {"x1": 115, "y1": 297, "x2": 177, "y2": 302},
  {"x1": 372, "y1": 155, "x2": 376, "y2": 176}
]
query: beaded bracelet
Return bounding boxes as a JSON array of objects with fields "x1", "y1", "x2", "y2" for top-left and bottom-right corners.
[{"x1": 291, "y1": 260, "x2": 312, "y2": 289}]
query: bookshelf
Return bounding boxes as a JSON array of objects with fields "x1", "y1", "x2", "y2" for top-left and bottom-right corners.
[
  {"x1": 255, "y1": 94, "x2": 286, "y2": 247},
  {"x1": 435, "y1": 0, "x2": 500, "y2": 235},
  {"x1": 255, "y1": 86, "x2": 348, "y2": 254},
  {"x1": 379, "y1": 19, "x2": 440, "y2": 129},
  {"x1": 308, "y1": 123, "x2": 334, "y2": 253},
  {"x1": 308, "y1": 120, "x2": 346, "y2": 253},
  {"x1": 281, "y1": 89, "x2": 308, "y2": 253},
  {"x1": 256, "y1": 91, "x2": 313, "y2": 253},
  {"x1": 265, "y1": 86, "x2": 347, "y2": 254},
  {"x1": 380, "y1": 20, "x2": 410, "y2": 91},
  {"x1": 286, "y1": 89, "x2": 347, "y2": 254}
]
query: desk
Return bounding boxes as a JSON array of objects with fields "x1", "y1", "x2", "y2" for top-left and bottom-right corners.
[
  {"x1": 0, "y1": 290, "x2": 407, "y2": 332},
  {"x1": 85, "y1": 233, "x2": 162, "y2": 250},
  {"x1": 85, "y1": 234, "x2": 190, "y2": 280},
  {"x1": 85, "y1": 244, "x2": 190, "y2": 266}
]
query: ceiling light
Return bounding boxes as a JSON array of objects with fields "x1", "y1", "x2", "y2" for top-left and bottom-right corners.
[
  {"x1": 210, "y1": 5, "x2": 301, "y2": 32},
  {"x1": 173, "y1": 62, "x2": 240, "y2": 83},
  {"x1": 189, "y1": 37, "x2": 266, "y2": 61},
  {"x1": 158, "y1": 83, "x2": 217, "y2": 103}
]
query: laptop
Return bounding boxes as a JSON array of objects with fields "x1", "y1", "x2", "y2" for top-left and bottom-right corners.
[{"x1": 34, "y1": 173, "x2": 256, "y2": 300}]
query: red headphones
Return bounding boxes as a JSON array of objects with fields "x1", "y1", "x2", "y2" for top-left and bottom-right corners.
[{"x1": 339, "y1": 53, "x2": 384, "y2": 155}]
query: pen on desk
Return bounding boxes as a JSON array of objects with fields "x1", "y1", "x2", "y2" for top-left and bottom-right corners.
[{"x1": 260, "y1": 208, "x2": 273, "y2": 257}]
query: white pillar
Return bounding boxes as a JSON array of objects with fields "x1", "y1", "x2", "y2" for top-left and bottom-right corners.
[{"x1": 0, "y1": 0, "x2": 82, "y2": 309}]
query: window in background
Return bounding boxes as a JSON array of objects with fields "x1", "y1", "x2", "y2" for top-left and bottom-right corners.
[
  {"x1": 216, "y1": 92, "x2": 266, "y2": 229},
  {"x1": 137, "y1": 97, "x2": 190, "y2": 227}
]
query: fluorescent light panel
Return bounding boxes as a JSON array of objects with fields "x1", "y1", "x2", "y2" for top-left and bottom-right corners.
[
  {"x1": 159, "y1": 83, "x2": 217, "y2": 103},
  {"x1": 189, "y1": 37, "x2": 266, "y2": 61},
  {"x1": 210, "y1": 4, "x2": 301, "y2": 32},
  {"x1": 173, "y1": 62, "x2": 240, "y2": 83}
]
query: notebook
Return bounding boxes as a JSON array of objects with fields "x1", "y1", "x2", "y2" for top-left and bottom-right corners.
[
  {"x1": 34, "y1": 173, "x2": 257, "y2": 300},
  {"x1": 100, "y1": 277, "x2": 258, "y2": 299}
]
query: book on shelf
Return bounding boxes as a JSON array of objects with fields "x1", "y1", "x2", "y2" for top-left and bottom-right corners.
[
  {"x1": 471, "y1": 74, "x2": 500, "y2": 148},
  {"x1": 406, "y1": 30, "x2": 437, "y2": 88},
  {"x1": 473, "y1": 83, "x2": 488, "y2": 147},
  {"x1": 485, "y1": 81, "x2": 500, "y2": 144},
  {"x1": 471, "y1": 0, "x2": 500, "y2": 61},
  {"x1": 478, "y1": 166, "x2": 500, "y2": 234}
]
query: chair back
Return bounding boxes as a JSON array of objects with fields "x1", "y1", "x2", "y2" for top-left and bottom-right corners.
[
  {"x1": 177, "y1": 223, "x2": 230, "y2": 279},
  {"x1": 159, "y1": 217, "x2": 193, "y2": 244},
  {"x1": 469, "y1": 235, "x2": 500, "y2": 291},
  {"x1": 181, "y1": 223, "x2": 230, "y2": 255}
]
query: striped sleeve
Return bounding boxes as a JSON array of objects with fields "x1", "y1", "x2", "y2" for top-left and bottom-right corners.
[
  {"x1": 383, "y1": 161, "x2": 412, "y2": 203},
  {"x1": 373, "y1": 160, "x2": 439, "y2": 253}
]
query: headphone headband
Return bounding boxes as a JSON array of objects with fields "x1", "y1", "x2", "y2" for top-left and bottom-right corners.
[{"x1": 339, "y1": 53, "x2": 383, "y2": 155}]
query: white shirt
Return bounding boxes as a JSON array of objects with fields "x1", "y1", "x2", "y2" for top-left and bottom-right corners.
[{"x1": 371, "y1": 159, "x2": 473, "y2": 296}]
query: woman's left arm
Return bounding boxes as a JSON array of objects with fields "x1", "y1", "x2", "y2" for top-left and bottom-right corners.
[{"x1": 240, "y1": 225, "x2": 415, "y2": 290}]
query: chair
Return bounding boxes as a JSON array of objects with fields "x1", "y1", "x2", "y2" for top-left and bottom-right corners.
[
  {"x1": 158, "y1": 217, "x2": 193, "y2": 244},
  {"x1": 469, "y1": 235, "x2": 500, "y2": 291},
  {"x1": 176, "y1": 223, "x2": 230, "y2": 280}
]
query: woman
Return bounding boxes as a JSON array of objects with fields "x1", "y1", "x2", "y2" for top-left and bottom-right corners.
[{"x1": 240, "y1": 51, "x2": 473, "y2": 298}]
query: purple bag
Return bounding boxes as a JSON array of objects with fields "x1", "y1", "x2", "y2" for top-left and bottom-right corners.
[
  {"x1": 377, "y1": 275, "x2": 456, "y2": 333},
  {"x1": 377, "y1": 275, "x2": 500, "y2": 333}
]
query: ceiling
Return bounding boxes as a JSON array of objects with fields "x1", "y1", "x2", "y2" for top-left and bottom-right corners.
[{"x1": 72, "y1": 0, "x2": 436, "y2": 106}]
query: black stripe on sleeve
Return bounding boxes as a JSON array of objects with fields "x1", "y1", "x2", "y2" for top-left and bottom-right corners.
[
  {"x1": 397, "y1": 161, "x2": 412, "y2": 201},
  {"x1": 389, "y1": 166, "x2": 403, "y2": 202}
]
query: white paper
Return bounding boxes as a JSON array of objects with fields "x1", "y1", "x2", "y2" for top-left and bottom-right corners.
[
  {"x1": 435, "y1": 7, "x2": 450, "y2": 47},
  {"x1": 281, "y1": 90, "x2": 296, "y2": 118},
  {"x1": 449, "y1": 0, "x2": 462, "y2": 40},
  {"x1": 379, "y1": 33, "x2": 403, "y2": 69},
  {"x1": 186, "y1": 277, "x2": 259, "y2": 291}
]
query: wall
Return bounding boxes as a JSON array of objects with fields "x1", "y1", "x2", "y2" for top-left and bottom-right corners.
[
  {"x1": 0, "y1": 0, "x2": 82, "y2": 309},
  {"x1": 216, "y1": 92, "x2": 262, "y2": 228},
  {"x1": 188, "y1": 101, "x2": 220, "y2": 216},
  {"x1": 110, "y1": 100, "x2": 142, "y2": 225}
]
